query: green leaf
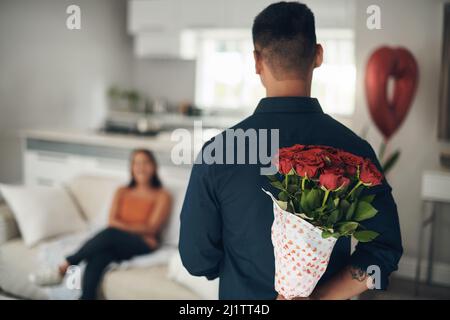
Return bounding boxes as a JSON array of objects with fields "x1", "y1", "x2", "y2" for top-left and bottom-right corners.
[
  {"x1": 300, "y1": 190, "x2": 311, "y2": 212},
  {"x1": 338, "y1": 221, "x2": 359, "y2": 235},
  {"x1": 287, "y1": 184, "x2": 298, "y2": 194},
  {"x1": 345, "y1": 201, "x2": 357, "y2": 220},
  {"x1": 333, "y1": 198, "x2": 340, "y2": 208},
  {"x1": 327, "y1": 209, "x2": 340, "y2": 225},
  {"x1": 382, "y1": 149, "x2": 400, "y2": 175},
  {"x1": 292, "y1": 198, "x2": 300, "y2": 213},
  {"x1": 287, "y1": 201, "x2": 295, "y2": 213},
  {"x1": 354, "y1": 201, "x2": 378, "y2": 222},
  {"x1": 332, "y1": 232, "x2": 341, "y2": 239},
  {"x1": 360, "y1": 194, "x2": 375, "y2": 203},
  {"x1": 353, "y1": 230, "x2": 379, "y2": 242},
  {"x1": 378, "y1": 141, "x2": 387, "y2": 161},
  {"x1": 266, "y1": 174, "x2": 278, "y2": 182},
  {"x1": 306, "y1": 189, "x2": 322, "y2": 210},
  {"x1": 340, "y1": 199, "x2": 350, "y2": 212},
  {"x1": 278, "y1": 191, "x2": 290, "y2": 202},
  {"x1": 270, "y1": 181, "x2": 284, "y2": 190},
  {"x1": 322, "y1": 230, "x2": 333, "y2": 238}
]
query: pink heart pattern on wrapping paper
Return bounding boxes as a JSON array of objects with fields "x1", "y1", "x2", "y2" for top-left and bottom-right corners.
[{"x1": 271, "y1": 203, "x2": 337, "y2": 299}]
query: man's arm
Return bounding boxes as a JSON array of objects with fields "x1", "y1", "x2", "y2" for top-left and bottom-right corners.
[
  {"x1": 179, "y1": 153, "x2": 224, "y2": 280},
  {"x1": 308, "y1": 265, "x2": 373, "y2": 300}
]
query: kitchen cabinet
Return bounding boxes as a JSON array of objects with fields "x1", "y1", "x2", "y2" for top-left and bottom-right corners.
[
  {"x1": 134, "y1": 31, "x2": 182, "y2": 58},
  {"x1": 178, "y1": 0, "x2": 225, "y2": 29},
  {"x1": 22, "y1": 130, "x2": 189, "y2": 187},
  {"x1": 127, "y1": 0, "x2": 176, "y2": 34}
]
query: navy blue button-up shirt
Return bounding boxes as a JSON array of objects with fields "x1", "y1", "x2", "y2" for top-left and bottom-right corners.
[{"x1": 179, "y1": 97, "x2": 403, "y2": 299}]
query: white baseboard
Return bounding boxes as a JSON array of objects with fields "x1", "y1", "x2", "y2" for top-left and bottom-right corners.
[{"x1": 395, "y1": 255, "x2": 450, "y2": 286}]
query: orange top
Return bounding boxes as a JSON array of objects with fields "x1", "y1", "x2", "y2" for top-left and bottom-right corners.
[{"x1": 117, "y1": 190, "x2": 154, "y2": 224}]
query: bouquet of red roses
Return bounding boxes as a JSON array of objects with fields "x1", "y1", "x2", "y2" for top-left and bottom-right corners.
[{"x1": 264, "y1": 144, "x2": 383, "y2": 299}]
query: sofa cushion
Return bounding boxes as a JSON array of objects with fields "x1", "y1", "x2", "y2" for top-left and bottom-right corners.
[
  {"x1": 0, "y1": 238, "x2": 48, "y2": 299},
  {"x1": 0, "y1": 184, "x2": 87, "y2": 247},
  {"x1": 102, "y1": 266, "x2": 201, "y2": 300},
  {"x1": 0, "y1": 203, "x2": 20, "y2": 244},
  {"x1": 167, "y1": 252, "x2": 219, "y2": 299},
  {"x1": 65, "y1": 175, "x2": 125, "y2": 227}
]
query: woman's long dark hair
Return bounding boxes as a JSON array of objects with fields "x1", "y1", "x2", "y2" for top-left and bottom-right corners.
[{"x1": 127, "y1": 149, "x2": 163, "y2": 189}]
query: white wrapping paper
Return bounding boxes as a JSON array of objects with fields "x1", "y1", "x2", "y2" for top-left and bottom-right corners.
[{"x1": 264, "y1": 190, "x2": 337, "y2": 299}]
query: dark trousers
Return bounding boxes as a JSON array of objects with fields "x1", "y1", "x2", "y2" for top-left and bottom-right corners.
[{"x1": 66, "y1": 227, "x2": 152, "y2": 300}]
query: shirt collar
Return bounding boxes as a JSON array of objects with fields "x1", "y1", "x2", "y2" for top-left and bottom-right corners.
[{"x1": 254, "y1": 96, "x2": 323, "y2": 114}]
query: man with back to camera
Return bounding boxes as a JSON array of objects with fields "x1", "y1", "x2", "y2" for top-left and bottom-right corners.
[{"x1": 179, "y1": 1, "x2": 402, "y2": 300}]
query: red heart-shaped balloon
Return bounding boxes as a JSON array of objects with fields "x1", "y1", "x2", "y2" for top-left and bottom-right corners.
[{"x1": 365, "y1": 46, "x2": 419, "y2": 140}]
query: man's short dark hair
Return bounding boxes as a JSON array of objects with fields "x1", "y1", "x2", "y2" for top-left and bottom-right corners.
[{"x1": 252, "y1": 1, "x2": 317, "y2": 80}]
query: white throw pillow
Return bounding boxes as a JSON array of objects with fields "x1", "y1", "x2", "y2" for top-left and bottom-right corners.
[
  {"x1": 0, "y1": 184, "x2": 87, "y2": 247},
  {"x1": 65, "y1": 175, "x2": 125, "y2": 227},
  {"x1": 167, "y1": 251, "x2": 219, "y2": 300}
]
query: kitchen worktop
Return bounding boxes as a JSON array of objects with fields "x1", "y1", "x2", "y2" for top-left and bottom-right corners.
[{"x1": 21, "y1": 127, "x2": 218, "y2": 152}]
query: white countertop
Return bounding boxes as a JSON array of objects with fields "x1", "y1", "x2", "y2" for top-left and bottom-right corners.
[{"x1": 21, "y1": 128, "x2": 214, "y2": 152}]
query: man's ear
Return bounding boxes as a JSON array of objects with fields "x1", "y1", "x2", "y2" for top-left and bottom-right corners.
[
  {"x1": 254, "y1": 50, "x2": 262, "y2": 75},
  {"x1": 314, "y1": 44, "x2": 323, "y2": 68}
]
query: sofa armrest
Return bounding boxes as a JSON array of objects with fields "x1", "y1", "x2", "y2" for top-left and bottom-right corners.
[{"x1": 0, "y1": 203, "x2": 20, "y2": 244}]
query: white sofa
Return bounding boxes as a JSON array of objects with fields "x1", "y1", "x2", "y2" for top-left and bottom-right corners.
[{"x1": 0, "y1": 170, "x2": 218, "y2": 300}]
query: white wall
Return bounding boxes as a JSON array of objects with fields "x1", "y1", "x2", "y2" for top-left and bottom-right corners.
[
  {"x1": 133, "y1": 58, "x2": 196, "y2": 107},
  {"x1": 0, "y1": 0, "x2": 134, "y2": 183},
  {"x1": 352, "y1": 0, "x2": 450, "y2": 275}
]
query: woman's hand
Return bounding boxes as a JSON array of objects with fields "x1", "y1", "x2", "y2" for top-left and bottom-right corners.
[
  {"x1": 143, "y1": 235, "x2": 159, "y2": 250},
  {"x1": 109, "y1": 219, "x2": 127, "y2": 231}
]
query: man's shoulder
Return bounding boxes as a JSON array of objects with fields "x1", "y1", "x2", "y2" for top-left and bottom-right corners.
[{"x1": 321, "y1": 114, "x2": 373, "y2": 152}]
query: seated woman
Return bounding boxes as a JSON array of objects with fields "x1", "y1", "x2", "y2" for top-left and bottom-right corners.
[{"x1": 31, "y1": 149, "x2": 172, "y2": 299}]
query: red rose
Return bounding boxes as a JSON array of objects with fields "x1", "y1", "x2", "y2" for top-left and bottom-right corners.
[
  {"x1": 338, "y1": 151, "x2": 364, "y2": 176},
  {"x1": 278, "y1": 157, "x2": 294, "y2": 174},
  {"x1": 277, "y1": 145, "x2": 306, "y2": 174},
  {"x1": 359, "y1": 159, "x2": 383, "y2": 186},
  {"x1": 293, "y1": 148, "x2": 325, "y2": 178},
  {"x1": 319, "y1": 173, "x2": 350, "y2": 191},
  {"x1": 307, "y1": 145, "x2": 338, "y2": 154},
  {"x1": 323, "y1": 165, "x2": 345, "y2": 176},
  {"x1": 283, "y1": 144, "x2": 306, "y2": 153}
]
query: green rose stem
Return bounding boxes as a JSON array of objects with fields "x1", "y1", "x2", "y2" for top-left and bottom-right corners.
[
  {"x1": 322, "y1": 189, "x2": 330, "y2": 207},
  {"x1": 284, "y1": 174, "x2": 288, "y2": 189},
  {"x1": 346, "y1": 180, "x2": 363, "y2": 199},
  {"x1": 301, "y1": 176, "x2": 306, "y2": 190}
]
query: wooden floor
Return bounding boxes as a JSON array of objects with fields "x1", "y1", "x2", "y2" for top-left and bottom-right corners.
[{"x1": 360, "y1": 276, "x2": 450, "y2": 300}]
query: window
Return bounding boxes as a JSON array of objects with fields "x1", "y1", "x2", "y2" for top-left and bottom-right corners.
[{"x1": 189, "y1": 29, "x2": 355, "y2": 116}]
